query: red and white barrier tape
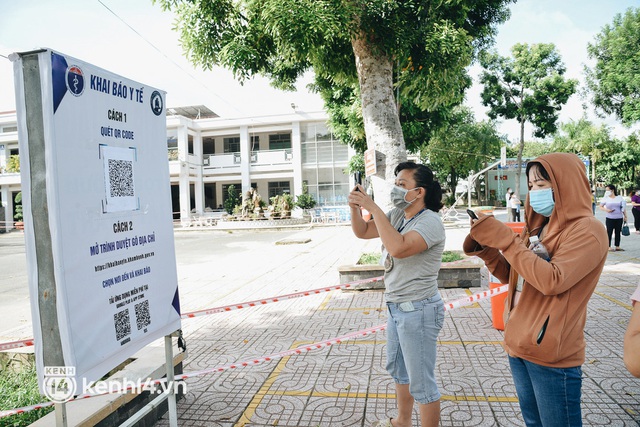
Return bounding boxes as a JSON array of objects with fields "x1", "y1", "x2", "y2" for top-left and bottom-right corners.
[
  {"x1": 0, "y1": 259, "x2": 486, "y2": 351},
  {"x1": 444, "y1": 284, "x2": 507, "y2": 311},
  {"x1": 0, "y1": 324, "x2": 388, "y2": 419},
  {"x1": 0, "y1": 259, "x2": 483, "y2": 351},
  {"x1": 181, "y1": 276, "x2": 383, "y2": 318},
  {"x1": 0, "y1": 277, "x2": 385, "y2": 352},
  {"x1": 0, "y1": 284, "x2": 508, "y2": 419},
  {"x1": 0, "y1": 338, "x2": 35, "y2": 352}
]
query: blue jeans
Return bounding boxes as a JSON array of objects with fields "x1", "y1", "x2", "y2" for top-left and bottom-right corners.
[
  {"x1": 386, "y1": 294, "x2": 444, "y2": 404},
  {"x1": 509, "y1": 356, "x2": 583, "y2": 426}
]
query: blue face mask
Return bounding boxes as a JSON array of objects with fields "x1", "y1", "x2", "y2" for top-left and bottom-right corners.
[{"x1": 529, "y1": 188, "x2": 555, "y2": 217}]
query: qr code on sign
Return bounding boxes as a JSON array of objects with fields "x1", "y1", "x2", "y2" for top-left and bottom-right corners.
[
  {"x1": 135, "y1": 300, "x2": 151, "y2": 330},
  {"x1": 114, "y1": 309, "x2": 131, "y2": 340},
  {"x1": 108, "y1": 159, "x2": 134, "y2": 198}
]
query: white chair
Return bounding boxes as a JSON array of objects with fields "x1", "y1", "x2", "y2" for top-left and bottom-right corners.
[{"x1": 310, "y1": 209, "x2": 322, "y2": 223}]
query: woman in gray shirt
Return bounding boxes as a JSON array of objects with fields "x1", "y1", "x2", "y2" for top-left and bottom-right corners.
[{"x1": 349, "y1": 162, "x2": 446, "y2": 427}]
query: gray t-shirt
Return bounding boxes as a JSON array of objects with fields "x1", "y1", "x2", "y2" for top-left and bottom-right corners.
[{"x1": 382, "y1": 208, "x2": 446, "y2": 303}]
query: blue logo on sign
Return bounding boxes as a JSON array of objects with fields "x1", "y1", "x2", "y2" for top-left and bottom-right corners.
[
  {"x1": 150, "y1": 91, "x2": 163, "y2": 116},
  {"x1": 65, "y1": 65, "x2": 85, "y2": 97}
]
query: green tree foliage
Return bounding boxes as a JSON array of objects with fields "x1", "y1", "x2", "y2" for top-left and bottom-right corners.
[
  {"x1": 594, "y1": 134, "x2": 640, "y2": 192},
  {"x1": 516, "y1": 141, "x2": 551, "y2": 158},
  {"x1": 421, "y1": 107, "x2": 502, "y2": 196},
  {"x1": 155, "y1": 0, "x2": 514, "y2": 207},
  {"x1": 479, "y1": 43, "x2": 578, "y2": 196},
  {"x1": 224, "y1": 184, "x2": 241, "y2": 215},
  {"x1": 585, "y1": 8, "x2": 640, "y2": 126},
  {"x1": 313, "y1": 73, "x2": 453, "y2": 155},
  {"x1": 550, "y1": 117, "x2": 609, "y2": 185},
  {"x1": 345, "y1": 153, "x2": 365, "y2": 176}
]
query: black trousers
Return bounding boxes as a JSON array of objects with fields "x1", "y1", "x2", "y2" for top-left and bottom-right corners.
[
  {"x1": 632, "y1": 208, "x2": 640, "y2": 232},
  {"x1": 606, "y1": 217, "x2": 623, "y2": 247}
]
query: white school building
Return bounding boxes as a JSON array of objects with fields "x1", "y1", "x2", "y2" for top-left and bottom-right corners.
[{"x1": 0, "y1": 106, "x2": 357, "y2": 230}]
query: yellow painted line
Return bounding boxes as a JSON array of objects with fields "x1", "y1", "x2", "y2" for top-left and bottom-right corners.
[
  {"x1": 593, "y1": 291, "x2": 632, "y2": 310},
  {"x1": 233, "y1": 337, "x2": 511, "y2": 426},
  {"x1": 317, "y1": 292, "x2": 333, "y2": 310},
  {"x1": 462, "y1": 289, "x2": 481, "y2": 308},
  {"x1": 261, "y1": 389, "x2": 518, "y2": 402},
  {"x1": 234, "y1": 348, "x2": 310, "y2": 427}
]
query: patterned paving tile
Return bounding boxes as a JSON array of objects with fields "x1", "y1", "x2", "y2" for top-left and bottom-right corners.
[{"x1": 155, "y1": 252, "x2": 640, "y2": 426}]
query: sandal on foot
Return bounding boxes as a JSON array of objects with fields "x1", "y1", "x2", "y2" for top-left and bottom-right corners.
[
  {"x1": 372, "y1": 419, "x2": 394, "y2": 427},
  {"x1": 616, "y1": 248, "x2": 625, "y2": 251},
  {"x1": 608, "y1": 248, "x2": 615, "y2": 252}
]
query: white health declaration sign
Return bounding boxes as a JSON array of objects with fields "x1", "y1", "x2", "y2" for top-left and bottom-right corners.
[{"x1": 12, "y1": 49, "x2": 181, "y2": 392}]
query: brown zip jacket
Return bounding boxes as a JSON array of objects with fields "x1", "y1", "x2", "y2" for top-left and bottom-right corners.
[{"x1": 463, "y1": 153, "x2": 609, "y2": 367}]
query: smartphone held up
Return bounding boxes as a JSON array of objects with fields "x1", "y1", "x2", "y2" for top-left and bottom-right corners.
[{"x1": 354, "y1": 171, "x2": 362, "y2": 192}]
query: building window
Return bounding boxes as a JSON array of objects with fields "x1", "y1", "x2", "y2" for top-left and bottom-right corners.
[
  {"x1": 188, "y1": 134, "x2": 194, "y2": 155},
  {"x1": 250, "y1": 135, "x2": 260, "y2": 151},
  {"x1": 167, "y1": 129, "x2": 178, "y2": 149},
  {"x1": 268, "y1": 181, "x2": 291, "y2": 199},
  {"x1": 204, "y1": 183, "x2": 217, "y2": 210},
  {"x1": 224, "y1": 137, "x2": 240, "y2": 153},
  {"x1": 269, "y1": 133, "x2": 291, "y2": 150},
  {"x1": 203, "y1": 137, "x2": 215, "y2": 155}
]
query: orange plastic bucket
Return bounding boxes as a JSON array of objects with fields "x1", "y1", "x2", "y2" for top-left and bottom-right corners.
[
  {"x1": 490, "y1": 280, "x2": 507, "y2": 330},
  {"x1": 505, "y1": 222, "x2": 525, "y2": 233},
  {"x1": 488, "y1": 223, "x2": 523, "y2": 331}
]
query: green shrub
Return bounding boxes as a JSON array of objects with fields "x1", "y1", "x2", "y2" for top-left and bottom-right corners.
[
  {"x1": 0, "y1": 366, "x2": 53, "y2": 426},
  {"x1": 441, "y1": 250, "x2": 464, "y2": 263},
  {"x1": 224, "y1": 184, "x2": 241, "y2": 215},
  {"x1": 295, "y1": 183, "x2": 316, "y2": 210},
  {"x1": 14, "y1": 192, "x2": 23, "y2": 222},
  {"x1": 357, "y1": 250, "x2": 464, "y2": 265},
  {"x1": 357, "y1": 252, "x2": 381, "y2": 265}
]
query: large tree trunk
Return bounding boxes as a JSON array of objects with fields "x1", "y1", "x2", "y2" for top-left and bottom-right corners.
[{"x1": 352, "y1": 34, "x2": 407, "y2": 210}]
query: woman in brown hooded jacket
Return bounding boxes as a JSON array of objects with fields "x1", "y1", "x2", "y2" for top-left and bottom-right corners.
[{"x1": 463, "y1": 153, "x2": 608, "y2": 426}]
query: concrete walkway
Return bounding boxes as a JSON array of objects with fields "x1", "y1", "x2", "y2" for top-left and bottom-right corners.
[
  {"x1": 1, "y1": 208, "x2": 639, "y2": 425},
  {"x1": 153, "y1": 210, "x2": 640, "y2": 426}
]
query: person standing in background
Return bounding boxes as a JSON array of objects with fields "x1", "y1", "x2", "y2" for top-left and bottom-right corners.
[
  {"x1": 506, "y1": 188, "x2": 514, "y2": 222},
  {"x1": 630, "y1": 189, "x2": 640, "y2": 234},
  {"x1": 591, "y1": 190, "x2": 597, "y2": 215},
  {"x1": 510, "y1": 193, "x2": 522, "y2": 222},
  {"x1": 599, "y1": 184, "x2": 627, "y2": 251}
]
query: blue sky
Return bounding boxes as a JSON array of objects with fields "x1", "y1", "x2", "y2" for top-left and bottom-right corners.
[{"x1": 1, "y1": 0, "x2": 639, "y2": 141}]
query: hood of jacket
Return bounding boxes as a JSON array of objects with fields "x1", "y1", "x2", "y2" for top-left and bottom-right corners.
[{"x1": 524, "y1": 153, "x2": 593, "y2": 243}]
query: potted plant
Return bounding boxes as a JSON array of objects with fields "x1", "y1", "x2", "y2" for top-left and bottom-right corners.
[
  {"x1": 295, "y1": 183, "x2": 317, "y2": 220},
  {"x1": 14, "y1": 192, "x2": 23, "y2": 230}
]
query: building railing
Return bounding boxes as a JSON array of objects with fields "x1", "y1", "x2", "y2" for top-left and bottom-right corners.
[{"x1": 203, "y1": 149, "x2": 293, "y2": 169}]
